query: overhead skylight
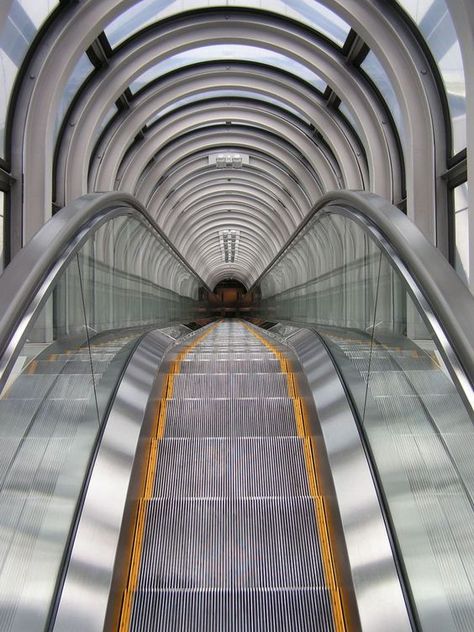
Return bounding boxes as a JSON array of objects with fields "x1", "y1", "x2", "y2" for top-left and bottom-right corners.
[
  {"x1": 0, "y1": 0, "x2": 60, "y2": 158},
  {"x1": 105, "y1": 0, "x2": 350, "y2": 49},
  {"x1": 396, "y1": 0, "x2": 466, "y2": 154},
  {"x1": 130, "y1": 45, "x2": 327, "y2": 94}
]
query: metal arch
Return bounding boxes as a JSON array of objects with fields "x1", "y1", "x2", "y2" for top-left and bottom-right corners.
[
  {"x1": 163, "y1": 195, "x2": 292, "y2": 246},
  {"x1": 83, "y1": 63, "x2": 366, "y2": 195},
  {"x1": 153, "y1": 167, "x2": 308, "y2": 219},
  {"x1": 444, "y1": 0, "x2": 474, "y2": 292},
  {"x1": 167, "y1": 198, "x2": 291, "y2": 257},
  {"x1": 152, "y1": 173, "x2": 305, "y2": 231},
  {"x1": 10, "y1": 2, "x2": 442, "y2": 259},
  {"x1": 126, "y1": 125, "x2": 326, "y2": 203},
  {"x1": 142, "y1": 157, "x2": 312, "y2": 220},
  {"x1": 20, "y1": 9, "x2": 402, "y2": 220},
  {"x1": 161, "y1": 186, "x2": 299, "y2": 238},
  {"x1": 170, "y1": 206, "x2": 289, "y2": 271},
  {"x1": 138, "y1": 131, "x2": 323, "y2": 208},
  {"x1": 318, "y1": 0, "x2": 447, "y2": 244},
  {"x1": 107, "y1": 103, "x2": 342, "y2": 199}
]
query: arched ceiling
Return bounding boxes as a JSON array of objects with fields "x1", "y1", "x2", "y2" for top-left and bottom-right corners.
[{"x1": 2, "y1": 0, "x2": 465, "y2": 288}]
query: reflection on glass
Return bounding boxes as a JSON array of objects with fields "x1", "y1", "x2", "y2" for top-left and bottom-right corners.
[
  {"x1": 129, "y1": 44, "x2": 327, "y2": 94},
  {"x1": 54, "y1": 52, "x2": 94, "y2": 139},
  {"x1": 453, "y1": 181, "x2": 469, "y2": 286},
  {"x1": 105, "y1": 0, "x2": 350, "y2": 48},
  {"x1": 0, "y1": 211, "x2": 201, "y2": 630},
  {"x1": 145, "y1": 88, "x2": 310, "y2": 127},
  {"x1": 0, "y1": 0, "x2": 59, "y2": 158},
  {"x1": 257, "y1": 208, "x2": 474, "y2": 630},
  {"x1": 0, "y1": 191, "x2": 4, "y2": 273},
  {"x1": 361, "y1": 51, "x2": 404, "y2": 140},
  {"x1": 396, "y1": 0, "x2": 466, "y2": 154}
]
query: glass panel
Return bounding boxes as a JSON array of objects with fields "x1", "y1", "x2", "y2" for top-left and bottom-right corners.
[
  {"x1": 146, "y1": 89, "x2": 310, "y2": 127},
  {"x1": 129, "y1": 44, "x2": 327, "y2": 94},
  {"x1": 257, "y1": 207, "x2": 474, "y2": 630},
  {"x1": 453, "y1": 181, "x2": 469, "y2": 286},
  {"x1": 0, "y1": 211, "x2": 201, "y2": 629},
  {"x1": 361, "y1": 50, "x2": 404, "y2": 139},
  {"x1": 396, "y1": 0, "x2": 466, "y2": 154},
  {"x1": 54, "y1": 52, "x2": 94, "y2": 139},
  {"x1": 105, "y1": 0, "x2": 350, "y2": 49},
  {"x1": 0, "y1": 0, "x2": 59, "y2": 158},
  {"x1": 0, "y1": 191, "x2": 4, "y2": 273}
]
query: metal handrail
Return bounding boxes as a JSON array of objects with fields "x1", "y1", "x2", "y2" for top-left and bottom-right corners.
[
  {"x1": 251, "y1": 190, "x2": 474, "y2": 392},
  {"x1": 0, "y1": 192, "x2": 209, "y2": 388}
]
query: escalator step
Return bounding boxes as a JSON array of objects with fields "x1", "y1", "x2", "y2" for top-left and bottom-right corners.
[
  {"x1": 178, "y1": 359, "x2": 282, "y2": 373},
  {"x1": 171, "y1": 373, "x2": 289, "y2": 399},
  {"x1": 129, "y1": 588, "x2": 335, "y2": 632},
  {"x1": 153, "y1": 437, "x2": 311, "y2": 498},
  {"x1": 138, "y1": 498, "x2": 326, "y2": 590},
  {"x1": 164, "y1": 398, "x2": 297, "y2": 437}
]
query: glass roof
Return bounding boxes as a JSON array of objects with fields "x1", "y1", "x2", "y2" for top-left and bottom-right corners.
[
  {"x1": 396, "y1": 0, "x2": 466, "y2": 154},
  {"x1": 129, "y1": 44, "x2": 327, "y2": 94},
  {"x1": 145, "y1": 89, "x2": 311, "y2": 127},
  {"x1": 0, "y1": 0, "x2": 59, "y2": 159},
  {"x1": 361, "y1": 51, "x2": 403, "y2": 139},
  {"x1": 105, "y1": 0, "x2": 350, "y2": 49}
]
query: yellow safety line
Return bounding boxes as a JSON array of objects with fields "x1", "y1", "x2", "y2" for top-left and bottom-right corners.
[
  {"x1": 243, "y1": 321, "x2": 347, "y2": 632},
  {"x1": 118, "y1": 322, "x2": 219, "y2": 631}
]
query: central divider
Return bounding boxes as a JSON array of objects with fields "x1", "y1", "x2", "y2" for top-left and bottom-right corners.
[{"x1": 118, "y1": 319, "x2": 347, "y2": 631}]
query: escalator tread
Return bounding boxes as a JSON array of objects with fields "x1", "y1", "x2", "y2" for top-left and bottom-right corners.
[{"x1": 121, "y1": 321, "x2": 343, "y2": 631}]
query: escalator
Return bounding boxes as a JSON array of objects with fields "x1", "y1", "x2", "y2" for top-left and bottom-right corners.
[
  {"x1": 0, "y1": 191, "x2": 472, "y2": 631},
  {"x1": 119, "y1": 320, "x2": 344, "y2": 631}
]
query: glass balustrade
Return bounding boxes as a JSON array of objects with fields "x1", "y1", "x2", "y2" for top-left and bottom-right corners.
[{"x1": 256, "y1": 206, "x2": 474, "y2": 632}]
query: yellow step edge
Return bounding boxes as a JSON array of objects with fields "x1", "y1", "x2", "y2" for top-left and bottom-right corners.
[
  {"x1": 244, "y1": 322, "x2": 346, "y2": 632},
  {"x1": 303, "y1": 438, "x2": 319, "y2": 497},
  {"x1": 118, "y1": 323, "x2": 218, "y2": 632}
]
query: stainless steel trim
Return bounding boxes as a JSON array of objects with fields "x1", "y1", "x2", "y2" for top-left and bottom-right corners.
[
  {"x1": 279, "y1": 325, "x2": 413, "y2": 632},
  {"x1": 51, "y1": 328, "x2": 173, "y2": 632}
]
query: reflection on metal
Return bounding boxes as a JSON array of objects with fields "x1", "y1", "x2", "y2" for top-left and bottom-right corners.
[
  {"x1": 52, "y1": 328, "x2": 175, "y2": 632},
  {"x1": 279, "y1": 326, "x2": 412, "y2": 632}
]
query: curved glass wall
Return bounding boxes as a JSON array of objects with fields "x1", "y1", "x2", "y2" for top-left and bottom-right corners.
[
  {"x1": 129, "y1": 45, "x2": 327, "y2": 94},
  {"x1": 396, "y1": 0, "x2": 466, "y2": 154},
  {"x1": 0, "y1": 0, "x2": 59, "y2": 159},
  {"x1": 104, "y1": 0, "x2": 350, "y2": 49},
  {"x1": 0, "y1": 209, "x2": 202, "y2": 632},
  {"x1": 257, "y1": 206, "x2": 474, "y2": 631}
]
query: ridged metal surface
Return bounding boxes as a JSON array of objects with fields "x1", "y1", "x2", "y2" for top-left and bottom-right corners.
[
  {"x1": 164, "y1": 398, "x2": 297, "y2": 437},
  {"x1": 128, "y1": 321, "x2": 336, "y2": 631},
  {"x1": 130, "y1": 588, "x2": 335, "y2": 632},
  {"x1": 171, "y1": 373, "x2": 289, "y2": 398},
  {"x1": 153, "y1": 438, "x2": 310, "y2": 498},
  {"x1": 138, "y1": 498, "x2": 326, "y2": 590},
  {"x1": 179, "y1": 359, "x2": 281, "y2": 373}
]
